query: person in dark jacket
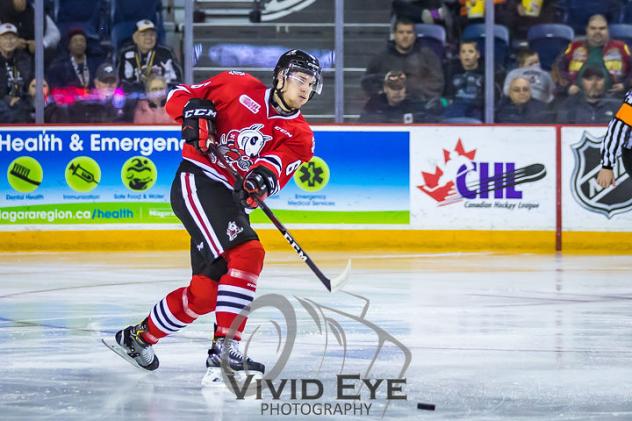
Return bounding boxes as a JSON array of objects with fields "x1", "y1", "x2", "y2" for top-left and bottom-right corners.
[
  {"x1": 47, "y1": 29, "x2": 103, "y2": 90},
  {"x1": 8, "y1": 77, "x2": 63, "y2": 123},
  {"x1": 0, "y1": 23, "x2": 32, "y2": 107},
  {"x1": 117, "y1": 19, "x2": 182, "y2": 95},
  {"x1": 361, "y1": 17, "x2": 444, "y2": 101},
  {"x1": 0, "y1": 0, "x2": 60, "y2": 60},
  {"x1": 360, "y1": 70, "x2": 424, "y2": 123},
  {"x1": 65, "y1": 62, "x2": 134, "y2": 123},
  {"x1": 443, "y1": 40, "x2": 485, "y2": 119},
  {"x1": 556, "y1": 64, "x2": 620, "y2": 124},
  {"x1": 496, "y1": 76, "x2": 550, "y2": 123}
]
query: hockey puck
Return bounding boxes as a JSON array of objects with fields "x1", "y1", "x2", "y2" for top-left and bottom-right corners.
[{"x1": 417, "y1": 402, "x2": 436, "y2": 411}]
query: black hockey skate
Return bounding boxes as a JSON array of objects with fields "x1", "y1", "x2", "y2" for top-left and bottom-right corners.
[
  {"x1": 102, "y1": 321, "x2": 159, "y2": 371},
  {"x1": 201, "y1": 337, "x2": 265, "y2": 387}
]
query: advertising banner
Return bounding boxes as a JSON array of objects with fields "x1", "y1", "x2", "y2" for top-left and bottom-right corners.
[
  {"x1": 562, "y1": 126, "x2": 632, "y2": 231},
  {"x1": 409, "y1": 126, "x2": 556, "y2": 230},
  {"x1": 0, "y1": 126, "x2": 410, "y2": 228}
]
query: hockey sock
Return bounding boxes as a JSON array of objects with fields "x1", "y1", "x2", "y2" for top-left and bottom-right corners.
[
  {"x1": 143, "y1": 274, "x2": 218, "y2": 344},
  {"x1": 215, "y1": 240, "x2": 264, "y2": 341}
]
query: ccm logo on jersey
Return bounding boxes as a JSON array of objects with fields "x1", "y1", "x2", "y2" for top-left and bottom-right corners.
[
  {"x1": 184, "y1": 108, "x2": 217, "y2": 118},
  {"x1": 274, "y1": 126, "x2": 293, "y2": 137},
  {"x1": 239, "y1": 94, "x2": 261, "y2": 114}
]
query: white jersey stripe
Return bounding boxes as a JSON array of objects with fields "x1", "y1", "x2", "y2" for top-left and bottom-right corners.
[
  {"x1": 216, "y1": 305, "x2": 251, "y2": 314},
  {"x1": 180, "y1": 173, "x2": 221, "y2": 257},
  {"x1": 218, "y1": 284, "x2": 256, "y2": 298},
  {"x1": 216, "y1": 296, "x2": 252, "y2": 307},
  {"x1": 150, "y1": 305, "x2": 177, "y2": 334},
  {"x1": 160, "y1": 299, "x2": 187, "y2": 329},
  {"x1": 188, "y1": 175, "x2": 224, "y2": 255}
]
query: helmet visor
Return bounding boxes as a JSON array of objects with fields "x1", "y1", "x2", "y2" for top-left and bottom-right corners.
[{"x1": 285, "y1": 63, "x2": 323, "y2": 95}]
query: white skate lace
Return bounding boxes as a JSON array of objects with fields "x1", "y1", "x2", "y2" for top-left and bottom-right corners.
[{"x1": 218, "y1": 338, "x2": 248, "y2": 363}]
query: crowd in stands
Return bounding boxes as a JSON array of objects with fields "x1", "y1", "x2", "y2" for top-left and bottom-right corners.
[
  {"x1": 1, "y1": 0, "x2": 631, "y2": 124},
  {"x1": 0, "y1": 0, "x2": 179, "y2": 123},
  {"x1": 361, "y1": 0, "x2": 632, "y2": 124}
]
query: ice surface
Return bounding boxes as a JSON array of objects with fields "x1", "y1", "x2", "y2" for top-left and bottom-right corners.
[{"x1": 1, "y1": 251, "x2": 632, "y2": 420}]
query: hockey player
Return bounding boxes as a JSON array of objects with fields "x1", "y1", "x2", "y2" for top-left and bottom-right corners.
[
  {"x1": 105, "y1": 50, "x2": 321, "y2": 382},
  {"x1": 597, "y1": 89, "x2": 632, "y2": 188}
]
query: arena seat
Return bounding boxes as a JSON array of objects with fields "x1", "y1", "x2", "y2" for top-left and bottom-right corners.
[{"x1": 528, "y1": 24, "x2": 575, "y2": 71}]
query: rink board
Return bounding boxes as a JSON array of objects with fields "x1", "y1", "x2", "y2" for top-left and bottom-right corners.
[{"x1": 1, "y1": 124, "x2": 630, "y2": 252}]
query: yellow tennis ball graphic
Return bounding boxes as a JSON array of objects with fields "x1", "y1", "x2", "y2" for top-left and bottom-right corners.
[
  {"x1": 121, "y1": 156, "x2": 157, "y2": 191},
  {"x1": 293, "y1": 156, "x2": 330, "y2": 192},
  {"x1": 65, "y1": 156, "x2": 100, "y2": 193},
  {"x1": 7, "y1": 156, "x2": 43, "y2": 193}
]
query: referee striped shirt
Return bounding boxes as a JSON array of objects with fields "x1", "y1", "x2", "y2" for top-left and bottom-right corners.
[{"x1": 602, "y1": 90, "x2": 632, "y2": 169}]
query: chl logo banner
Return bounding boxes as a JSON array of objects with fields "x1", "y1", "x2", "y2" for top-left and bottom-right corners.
[
  {"x1": 417, "y1": 138, "x2": 546, "y2": 205},
  {"x1": 571, "y1": 131, "x2": 632, "y2": 218}
]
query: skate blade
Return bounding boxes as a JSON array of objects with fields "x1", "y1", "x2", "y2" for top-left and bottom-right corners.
[
  {"x1": 201, "y1": 367, "x2": 263, "y2": 388},
  {"x1": 101, "y1": 338, "x2": 153, "y2": 372}
]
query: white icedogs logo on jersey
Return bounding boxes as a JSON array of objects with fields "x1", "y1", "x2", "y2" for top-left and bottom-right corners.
[
  {"x1": 219, "y1": 124, "x2": 273, "y2": 171},
  {"x1": 226, "y1": 221, "x2": 244, "y2": 241}
]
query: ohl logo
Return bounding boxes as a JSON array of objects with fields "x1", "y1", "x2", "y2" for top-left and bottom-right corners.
[{"x1": 417, "y1": 139, "x2": 547, "y2": 205}]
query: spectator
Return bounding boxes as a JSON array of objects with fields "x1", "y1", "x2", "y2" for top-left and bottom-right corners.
[
  {"x1": 66, "y1": 62, "x2": 134, "y2": 123},
  {"x1": 496, "y1": 76, "x2": 550, "y2": 123},
  {"x1": 443, "y1": 40, "x2": 484, "y2": 119},
  {"x1": 360, "y1": 70, "x2": 425, "y2": 123},
  {"x1": 133, "y1": 74, "x2": 173, "y2": 124},
  {"x1": 117, "y1": 19, "x2": 182, "y2": 95},
  {"x1": 8, "y1": 77, "x2": 62, "y2": 123},
  {"x1": 0, "y1": 0, "x2": 60, "y2": 60},
  {"x1": 503, "y1": 49, "x2": 554, "y2": 103},
  {"x1": 47, "y1": 29, "x2": 102, "y2": 90},
  {"x1": 391, "y1": 1, "x2": 456, "y2": 42},
  {"x1": 554, "y1": 14, "x2": 631, "y2": 96},
  {"x1": 556, "y1": 64, "x2": 620, "y2": 124},
  {"x1": 362, "y1": 17, "x2": 444, "y2": 101},
  {"x1": 0, "y1": 23, "x2": 32, "y2": 107}
]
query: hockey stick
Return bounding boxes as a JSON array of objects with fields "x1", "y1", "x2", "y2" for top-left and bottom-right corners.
[{"x1": 208, "y1": 144, "x2": 351, "y2": 292}]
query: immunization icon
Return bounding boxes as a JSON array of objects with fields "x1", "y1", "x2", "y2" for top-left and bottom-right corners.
[
  {"x1": 65, "y1": 156, "x2": 101, "y2": 193},
  {"x1": 121, "y1": 156, "x2": 157, "y2": 191},
  {"x1": 293, "y1": 156, "x2": 330, "y2": 192},
  {"x1": 7, "y1": 156, "x2": 43, "y2": 193}
]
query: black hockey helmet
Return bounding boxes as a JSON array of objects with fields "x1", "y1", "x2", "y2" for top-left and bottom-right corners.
[{"x1": 273, "y1": 49, "x2": 323, "y2": 98}]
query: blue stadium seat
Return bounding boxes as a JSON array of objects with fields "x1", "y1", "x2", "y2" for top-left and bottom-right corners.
[
  {"x1": 462, "y1": 24, "x2": 510, "y2": 68},
  {"x1": 609, "y1": 24, "x2": 632, "y2": 50},
  {"x1": 564, "y1": 0, "x2": 623, "y2": 34},
  {"x1": 415, "y1": 24, "x2": 446, "y2": 59},
  {"x1": 528, "y1": 24, "x2": 575, "y2": 71},
  {"x1": 111, "y1": 20, "x2": 138, "y2": 52},
  {"x1": 111, "y1": 0, "x2": 164, "y2": 46},
  {"x1": 54, "y1": 0, "x2": 103, "y2": 39}
]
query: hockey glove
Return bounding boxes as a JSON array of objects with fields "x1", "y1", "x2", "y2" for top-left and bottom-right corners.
[
  {"x1": 240, "y1": 166, "x2": 278, "y2": 209},
  {"x1": 181, "y1": 98, "x2": 217, "y2": 154}
]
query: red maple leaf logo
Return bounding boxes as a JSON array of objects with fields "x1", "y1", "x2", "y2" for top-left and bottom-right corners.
[{"x1": 417, "y1": 138, "x2": 477, "y2": 203}]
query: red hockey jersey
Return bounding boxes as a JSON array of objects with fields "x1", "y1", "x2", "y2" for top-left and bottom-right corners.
[{"x1": 165, "y1": 71, "x2": 315, "y2": 193}]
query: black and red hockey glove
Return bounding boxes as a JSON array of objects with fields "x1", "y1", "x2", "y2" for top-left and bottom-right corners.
[
  {"x1": 181, "y1": 98, "x2": 217, "y2": 154},
  {"x1": 240, "y1": 166, "x2": 278, "y2": 209}
]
